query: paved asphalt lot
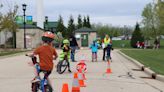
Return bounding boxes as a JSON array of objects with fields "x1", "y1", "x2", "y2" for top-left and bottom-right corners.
[{"x1": 0, "y1": 49, "x2": 164, "y2": 92}]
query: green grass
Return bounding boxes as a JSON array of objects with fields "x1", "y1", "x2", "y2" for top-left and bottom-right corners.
[
  {"x1": 0, "y1": 50, "x2": 26, "y2": 56},
  {"x1": 121, "y1": 49, "x2": 164, "y2": 75},
  {"x1": 112, "y1": 40, "x2": 131, "y2": 48},
  {"x1": 112, "y1": 40, "x2": 164, "y2": 49}
]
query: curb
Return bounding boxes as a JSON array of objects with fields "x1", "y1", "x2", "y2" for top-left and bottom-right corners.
[
  {"x1": 118, "y1": 50, "x2": 164, "y2": 82},
  {"x1": 156, "y1": 75, "x2": 164, "y2": 82},
  {"x1": 0, "y1": 51, "x2": 31, "y2": 59}
]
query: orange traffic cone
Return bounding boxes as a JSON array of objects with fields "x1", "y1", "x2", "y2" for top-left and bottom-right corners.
[
  {"x1": 78, "y1": 72, "x2": 86, "y2": 87},
  {"x1": 106, "y1": 60, "x2": 112, "y2": 74},
  {"x1": 62, "y1": 83, "x2": 69, "y2": 92},
  {"x1": 72, "y1": 73, "x2": 80, "y2": 92}
]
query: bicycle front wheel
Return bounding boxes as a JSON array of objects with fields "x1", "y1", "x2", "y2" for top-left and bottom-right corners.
[
  {"x1": 57, "y1": 60, "x2": 68, "y2": 74},
  {"x1": 44, "y1": 84, "x2": 53, "y2": 92}
]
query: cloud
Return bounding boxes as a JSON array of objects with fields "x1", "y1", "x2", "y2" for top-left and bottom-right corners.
[
  {"x1": 1, "y1": 0, "x2": 151, "y2": 26},
  {"x1": 92, "y1": 15, "x2": 142, "y2": 27}
]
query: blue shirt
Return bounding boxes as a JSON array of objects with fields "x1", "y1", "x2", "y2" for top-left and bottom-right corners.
[{"x1": 89, "y1": 43, "x2": 99, "y2": 53}]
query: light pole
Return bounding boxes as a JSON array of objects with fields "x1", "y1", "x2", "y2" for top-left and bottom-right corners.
[
  {"x1": 22, "y1": 4, "x2": 27, "y2": 49},
  {"x1": 45, "y1": 16, "x2": 48, "y2": 31}
]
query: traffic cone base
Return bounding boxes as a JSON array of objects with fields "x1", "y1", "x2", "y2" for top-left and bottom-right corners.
[
  {"x1": 106, "y1": 60, "x2": 112, "y2": 74},
  {"x1": 106, "y1": 68, "x2": 112, "y2": 74},
  {"x1": 72, "y1": 87, "x2": 80, "y2": 92},
  {"x1": 62, "y1": 83, "x2": 69, "y2": 92}
]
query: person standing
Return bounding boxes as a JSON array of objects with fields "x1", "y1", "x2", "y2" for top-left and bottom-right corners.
[
  {"x1": 102, "y1": 34, "x2": 111, "y2": 61},
  {"x1": 69, "y1": 35, "x2": 79, "y2": 62},
  {"x1": 89, "y1": 39, "x2": 100, "y2": 62},
  {"x1": 153, "y1": 37, "x2": 160, "y2": 49}
]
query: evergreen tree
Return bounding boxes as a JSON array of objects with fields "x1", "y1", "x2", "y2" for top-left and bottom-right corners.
[
  {"x1": 56, "y1": 15, "x2": 66, "y2": 37},
  {"x1": 67, "y1": 15, "x2": 75, "y2": 38},
  {"x1": 86, "y1": 15, "x2": 91, "y2": 28},
  {"x1": 130, "y1": 23, "x2": 144, "y2": 48},
  {"x1": 83, "y1": 16, "x2": 87, "y2": 27},
  {"x1": 77, "y1": 14, "x2": 83, "y2": 29}
]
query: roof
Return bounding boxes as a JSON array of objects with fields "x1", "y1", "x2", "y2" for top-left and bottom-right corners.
[
  {"x1": 18, "y1": 22, "x2": 43, "y2": 30},
  {"x1": 44, "y1": 22, "x2": 58, "y2": 28},
  {"x1": 18, "y1": 21, "x2": 58, "y2": 30},
  {"x1": 75, "y1": 27, "x2": 96, "y2": 33}
]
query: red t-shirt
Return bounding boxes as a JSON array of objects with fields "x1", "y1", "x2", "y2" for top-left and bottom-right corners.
[{"x1": 34, "y1": 45, "x2": 57, "y2": 71}]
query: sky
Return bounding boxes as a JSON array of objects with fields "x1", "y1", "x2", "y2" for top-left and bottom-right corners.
[{"x1": 0, "y1": 0, "x2": 152, "y2": 27}]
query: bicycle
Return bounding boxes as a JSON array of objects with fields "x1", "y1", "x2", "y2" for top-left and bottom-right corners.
[
  {"x1": 25, "y1": 54, "x2": 53, "y2": 92},
  {"x1": 56, "y1": 53, "x2": 69, "y2": 74}
]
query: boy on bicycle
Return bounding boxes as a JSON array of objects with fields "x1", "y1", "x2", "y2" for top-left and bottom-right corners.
[
  {"x1": 89, "y1": 39, "x2": 100, "y2": 62},
  {"x1": 27, "y1": 31, "x2": 58, "y2": 83},
  {"x1": 59, "y1": 39, "x2": 72, "y2": 73}
]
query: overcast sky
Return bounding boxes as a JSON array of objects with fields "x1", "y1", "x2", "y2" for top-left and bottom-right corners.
[{"x1": 1, "y1": 0, "x2": 152, "y2": 27}]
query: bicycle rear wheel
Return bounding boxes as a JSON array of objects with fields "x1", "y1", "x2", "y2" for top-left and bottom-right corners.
[{"x1": 57, "y1": 60, "x2": 68, "y2": 74}]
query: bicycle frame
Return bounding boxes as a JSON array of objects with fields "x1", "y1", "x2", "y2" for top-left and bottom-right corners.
[{"x1": 26, "y1": 55, "x2": 52, "y2": 92}]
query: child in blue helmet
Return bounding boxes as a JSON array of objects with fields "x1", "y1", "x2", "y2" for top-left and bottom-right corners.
[{"x1": 89, "y1": 39, "x2": 100, "y2": 62}]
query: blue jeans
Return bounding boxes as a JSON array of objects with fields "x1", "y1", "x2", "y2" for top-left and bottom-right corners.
[{"x1": 71, "y1": 46, "x2": 76, "y2": 62}]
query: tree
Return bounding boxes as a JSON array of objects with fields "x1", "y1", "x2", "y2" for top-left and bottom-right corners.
[
  {"x1": 86, "y1": 15, "x2": 91, "y2": 28},
  {"x1": 93, "y1": 23, "x2": 118, "y2": 39},
  {"x1": 83, "y1": 16, "x2": 87, "y2": 27},
  {"x1": 142, "y1": 0, "x2": 164, "y2": 39},
  {"x1": 0, "y1": 4, "x2": 18, "y2": 48},
  {"x1": 92, "y1": 23, "x2": 129, "y2": 39},
  {"x1": 130, "y1": 23, "x2": 144, "y2": 48},
  {"x1": 156, "y1": 0, "x2": 164, "y2": 35},
  {"x1": 66, "y1": 15, "x2": 75, "y2": 38},
  {"x1": 0, "y1": 4, "x2": 2, "y2": 21},
  {"x1": 142, "y1": 2, "x2": 158, "y2": 39},
  {"x1": 77, "y1": 14, "x2": 83, "y2": 29},
  {"x1": 122, "y1": 26, "x2": 133, "y2": 40},
  {"x1": 0, "y1": 5, "x2": 2, "y2": 30},
  {"x1": 56, "y1": 15, "x2": 66, "y2": 37}
]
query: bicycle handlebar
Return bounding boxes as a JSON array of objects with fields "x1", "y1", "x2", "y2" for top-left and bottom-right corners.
[{"x1": 25, "y1": 54, "x2": 38, "y2": 64}]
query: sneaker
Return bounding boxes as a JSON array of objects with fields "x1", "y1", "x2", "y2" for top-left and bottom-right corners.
[
  {"x1": 72, "y1": 60, "x2": 77, "y2": 62},
  {"x1": 68, "y1": 69, "x2": 72, "y2": 73},
  {"x1": 31, "y1": 77, "x2": 40, "y2": 83}
]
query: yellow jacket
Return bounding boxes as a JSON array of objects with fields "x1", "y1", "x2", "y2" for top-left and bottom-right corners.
[{"x1": 104, "y1": 38, "x2": 110, "y2": 47}]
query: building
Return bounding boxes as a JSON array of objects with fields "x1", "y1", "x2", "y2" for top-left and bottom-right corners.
[
  {"x1": 16, "y1": 24, "x2": 44, "y2": 49},
  {"x1": 75, "y1": 27, "x2": 97, "y2": 47},
  {"x1": 44, "y1": 21, "x2": 58, "y2": 32},
  {"x1": 16, "y1": 21, "x2": 58, "y2": 49}
]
